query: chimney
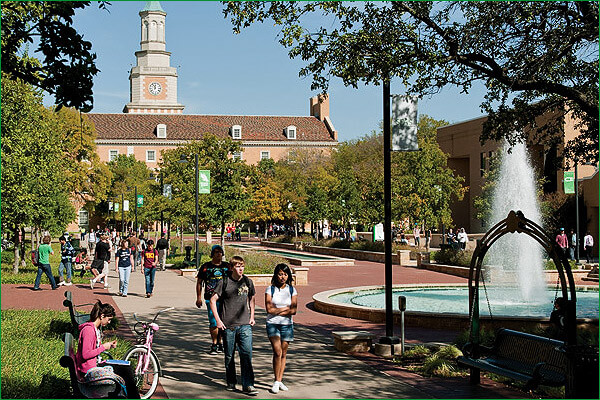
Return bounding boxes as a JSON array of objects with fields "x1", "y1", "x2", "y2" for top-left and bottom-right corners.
[{"x1": 310, "y1": 93, "x2": 329, "y2": 122}]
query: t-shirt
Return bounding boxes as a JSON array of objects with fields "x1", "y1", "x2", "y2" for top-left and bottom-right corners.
[
  {"x1": 115, "y1": 248, "x2": 132, "y2": 268},
  {"x1": 198, "y1": 262, "x2": 230, "y2": 300},
  {"x1": 38, "y1": 244, "x2": 53, "y2": 264},
  {"x1": 214, "y1": 275, "x2": 255, "y2": 328},
  {"x1": 142, "y1": 249, "x2": 158, "y2": 269},
  {"x1": 265, "y1": 285, "x2": 298, "y2": 325},
  {"x1": 95, "y1": 241, "x2": 111, "y2": 262},
  {"x1": 156, "y1": 238, "x2": 169, "y2": 250}
]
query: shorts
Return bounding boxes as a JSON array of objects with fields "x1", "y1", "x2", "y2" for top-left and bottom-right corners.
[
  {"x1": 266, "y1": 323, "x2": 294, "y2": 342},
  {"x1": 205, "y1": 299, "x2": 221, "y2": 328}
]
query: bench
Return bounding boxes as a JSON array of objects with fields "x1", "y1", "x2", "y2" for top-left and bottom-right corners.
[
  {"x1": 60, "y1": 332, "x2": 125, "y2": 398},
  {"x1": 332, "y1": 331, "x2": 375, "y2": 353},
  {"x1": 457, "y1": 328, "x2": 567, "y2": 389},
  {"x1": 63, "y1": 291, "x2": 92, "y2": 335}
]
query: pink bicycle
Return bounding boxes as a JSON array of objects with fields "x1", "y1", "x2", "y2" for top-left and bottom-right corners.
[{"x1": 123, "y1": 307, "x2": 173, "y2": 399}]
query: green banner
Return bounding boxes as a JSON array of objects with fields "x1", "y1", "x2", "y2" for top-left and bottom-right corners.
[
  {"x1": 564, "y1": 171, "x2": 575, "y2": 194},
  {"x1": 136, "y1": 194, "x2": 144, "y2": 207},
  {"x1": 199, "y1": 170, "x2": 211, "y2": 194}
]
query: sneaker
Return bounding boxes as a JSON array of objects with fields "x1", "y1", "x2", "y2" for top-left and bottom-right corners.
[
  {"x1": 217, "y1": 343, "x2": 224, "y2": 353},
  {"x1": 208, "y1": 344, "x2": 218, "y2": 355},
  {"x1": 122, "y1": 294, "x2": 127, "y2": 297},
  {"x1": 225, "y1": 383, "x2": 236, "y2": 391},
  {"x1": 90, "y1": 279, "x2": 95, "y2": 289},
  {"x1": 146, "y1": 293, "x2": 151, "y2": 298},
  {"x1": 278, "y1": 382, "x2": 289, "y2": 391},
  {"x1": 104, "y1": 283, "x2": 110, "y2": 288},
  {"x1": 57, "y1": 281, "x2": 65, "y2": 286},
  {"x1": 270, "y1": 382, "x2": 280, "y2": 394},
  {"x1": 64, "y1": 282, "x2": 73, "y2": 286},
  {"x1": 117, "y1": 292, "x2": 122, "y2": 296},
  {"x1": 32, "y1": 287, "x2": 42, "y2": 291},
  {"x1": 242, "y1": 386, "x2": 258, "y2": 396}
]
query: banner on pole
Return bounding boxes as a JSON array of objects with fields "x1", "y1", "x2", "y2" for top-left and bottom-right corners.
[
  {"x1": 123, "y1": 200, "x2": 130, "y2": 212},
  {"x1": 136, "y1": 194, "x2": 144, "y2": 207},
  {"x1": 391, "y1": 95, "x2": 419, "y2": 151},
  {"x1": 108, "y1": 202, "x2": 113, "y2": 211},
  {"x1": 163, "y1": 184, "x2": 172, "y2": 199},
  {"x1": 564, "y1": 171, "x2": 575, "y2": 194},
  {"x1": 115, "y1": 202, "x2": 120, "y2": 212},
  {"x1": 199, "y1": 170, "x2": 211, "y2": 194}
]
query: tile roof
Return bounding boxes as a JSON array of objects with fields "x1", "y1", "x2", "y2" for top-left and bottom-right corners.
[{"x1": 87, "y1": 113, "x2": 336, "y2": 142}]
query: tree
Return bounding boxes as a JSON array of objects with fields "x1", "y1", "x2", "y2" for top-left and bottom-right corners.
[
  {"x1": 160, "y1": 135, "x2": 251, "y2": 246},
  {"x1": 247, "y1": 184, "x2": 284, "y2": 239},
  {"x1": 1, "y1": 76, "x2": 76, "y2": 271},
  {"x1": 1, "y1": 1, "x2": 109, "y2": 112},
  {"x1": 224, "y1": 1, "x2": 599, "y2": 162}
]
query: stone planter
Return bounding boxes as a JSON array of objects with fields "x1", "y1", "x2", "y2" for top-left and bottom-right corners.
[
  {"x1": 416, "y1": 252, "x2": 430, "y2": 267},
  {"x1": 397, "y1": 250, "x2": 411, "y2": 266}
]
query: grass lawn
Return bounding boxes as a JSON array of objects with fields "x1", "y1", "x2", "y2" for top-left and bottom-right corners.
[{"x1": 1, "y1": 309, "x2": 131, "y2": 398}]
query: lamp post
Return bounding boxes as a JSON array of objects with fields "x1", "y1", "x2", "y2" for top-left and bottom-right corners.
[
  {"x1": 121, "y1": 193, "x2": 124, "y2": 235},
  {"x1": 179, "y1": 154, "x2": 200, "y2": 271}
]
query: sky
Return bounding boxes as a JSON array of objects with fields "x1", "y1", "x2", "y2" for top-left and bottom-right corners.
[{"x1": 45, "y1": 1, "x2": 489, "y2": 143}]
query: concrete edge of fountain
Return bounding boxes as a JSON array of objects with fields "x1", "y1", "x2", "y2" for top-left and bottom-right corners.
[{"x1": 313, "y1": 284, "x2": 599, "y2": 332}]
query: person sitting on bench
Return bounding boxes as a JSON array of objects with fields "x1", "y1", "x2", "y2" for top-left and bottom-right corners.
[{"x1": 75, "y1": 300, "x2": 137, "y2": 398}]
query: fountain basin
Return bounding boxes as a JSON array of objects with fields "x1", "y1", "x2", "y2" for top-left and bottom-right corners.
[{"x1": 313, "y1": 284, "x2": 599, "y2": 332}]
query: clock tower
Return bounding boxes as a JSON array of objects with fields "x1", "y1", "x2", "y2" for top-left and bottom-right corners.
[{"x1": 124, "y1": 1, "x2": 184, "y2": 114}]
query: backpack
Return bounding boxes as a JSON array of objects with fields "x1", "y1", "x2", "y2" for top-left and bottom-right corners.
[
  {"x1": 270, "y1": 284, "x2": 294, "y2": 297},
  {"x1": 31, "y1": 248, "x2": 39, "y2": 265}
]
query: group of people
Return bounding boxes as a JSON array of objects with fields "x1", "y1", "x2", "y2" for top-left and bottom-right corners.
[
  {"x1": 196, "y1": 245, "x2": 297, "y2": 395},
  {"x1": 556, "y1": 228, "x2": 595, "y2": 263},
  {"x1": 445, "y1": 227, "x2": 469, "y2": 250}
]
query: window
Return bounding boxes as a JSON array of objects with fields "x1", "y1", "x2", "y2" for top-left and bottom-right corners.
[
  {"x1": 156, "y1": 124, "x2": 167, "y2": 138},
  {"x1": 127, "y1": 146, "x2": 134, "y2": 156},
  {"x1": 285, "y1": 125, "x2": 297, "y2": 140},
  {"x1": 146, "y1": 150, "x2": 156, "y2": 162},
  {"x1": 260, "y1": 151, "x2": 271, "y2": 160},
  {"x1": 233, "y1": 151, "x2": 243, "y2": 160},
  {"x1": 78, "y1": 209, "x2": 89, "y2": 226},
  {"x1": 109, "y1": 149, "x2": 119, "y2": 161},
  {"x1": 480, "y1": 152, "x2": 485, "y2": 177},
  {"x1": 231, "y1": 125, "x2": 242, "y2": 139}
]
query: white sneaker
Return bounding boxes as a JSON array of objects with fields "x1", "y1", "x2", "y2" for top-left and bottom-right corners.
[
  {"x1": 270, "y1": 382, "x2": 279, "y2": 394},
  {"x1": 57, "y1": 281, "x2": 65, "y2": 286},
  {"x1": 64, "y1": 282, "x2": 73, "y2": 286},
  {"x1": 104, "y1": 283, "x2": 110, "y2": 288},
  {"x1": 278, "y1": 382, "x2": 288, "y2": 391}
]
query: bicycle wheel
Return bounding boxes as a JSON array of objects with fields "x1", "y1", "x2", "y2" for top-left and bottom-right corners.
[{"x1": 124, "y1": 347, "x2": 159, "y2": 399}]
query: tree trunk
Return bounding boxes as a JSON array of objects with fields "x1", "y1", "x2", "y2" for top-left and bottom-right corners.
[
  {"x1": 220, "y1": 220, "x2": 226, "y2": 248},
  {"x1": 20, "y1": 226, "x2": 26, "y2": 267},
  {"x1": 12, "y1": 225, "x2": 20, "y2": 273},
  {"x1": 179, "y1": 226, "x2": 184, "y2": 256},
  {"x1": 294, "y1": 220, "x2": 298, "y2": 237},
  {"x1": 264, "y1": 222, "x2": 268, "y2": 240}
]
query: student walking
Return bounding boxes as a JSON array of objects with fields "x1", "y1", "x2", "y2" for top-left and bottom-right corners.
[
  {"x1": 33, "y1": 235, "x2": 58, "y2": 290},
  {"x1": 210, "y1": 256, "x2": 258, "y2": 395},
  {"x1": 90, "y1": 235, "x2": 111, "y2": 289},
  {"x1": 196, "y1": 245, "x2": 229, "y2": 355},
  {"x1": 584, "y1": 232, "x2": 594, "y2": 263},
  {"x1": 265, "y1": 263, "x2": 297, "y2": 394},
  {"x1": 156, "y1": 233, "x2": 169, "y2": 271},
  {"x1": 115, "y1": 239, "x2": 134, "y2": 297},
  {"x1": 142, "y1": 239, "x2": 159, "y2": 297},
  {"x1": 58, "y1": 235, "x2": 75, "y2": 286}
]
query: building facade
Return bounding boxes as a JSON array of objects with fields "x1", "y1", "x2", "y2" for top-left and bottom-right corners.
[
  {"x1": 71, "y1": 1, "x2": 338, "y2": 231},
  {"x1": 437, "y1": 113, "x2": 598, "y2": 255}
]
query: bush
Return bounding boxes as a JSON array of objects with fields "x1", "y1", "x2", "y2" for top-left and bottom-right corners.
[
  {"x1": 432, "y1": 248, "x2": 474, "y2": 267},
  {"x1": 1, "y1": 310, "x2": 131, "y2": 398},
  {"x1": 226, "y1": 249, "x2": 286, "y2": 275},
  {"x1": 544, "y1": 258, "x2": 576, "y2": 270},
  {"x1": 420, "y1": 345, "x2": 463, "y2": 377},
  {"x1": 402, "y1": 345, "x2": 431, "y2": 359}
]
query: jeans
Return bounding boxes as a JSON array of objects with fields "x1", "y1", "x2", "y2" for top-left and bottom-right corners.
[
  {"x1": 58, "y1": 259, "x2": 72, "y2": 282},
  {"x1": 569, "y1": 247, "x2": 575, "y2": 260},
  {"x1": 144, "y1": 267, "x2": 156, "y2": 294},
  {"x1": 223, "y1": 324, "x2": 254, "y2": 388},
  {"x1": 158, "y1": 249, "x2": 167, "y2": 269},
  {"x1": 119, "y1": 266, "x2": 132, "y2": 295},
  {"x1": 34, "y1": 264, "x2": 57, "y2": 289},
  {"x1": 135, "y1": 252, "x2": 141, "y2": 270}
]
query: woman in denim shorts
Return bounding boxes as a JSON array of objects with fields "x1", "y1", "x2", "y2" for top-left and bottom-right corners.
[{"x1": 265, "y1": 263, "x2": 298, "y2": 394}]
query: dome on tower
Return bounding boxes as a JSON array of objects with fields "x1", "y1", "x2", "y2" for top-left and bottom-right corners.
[{"x1": 142, "y1": 1, "x2": 164, "y2": 12}]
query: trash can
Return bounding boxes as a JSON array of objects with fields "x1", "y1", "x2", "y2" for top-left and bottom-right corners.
[
  {"x1": 184, "y1": 246, "x2": 193, "y2": 261},
  {"x1": 563, "y1": 345, "x2": 599, "y2": 398}
]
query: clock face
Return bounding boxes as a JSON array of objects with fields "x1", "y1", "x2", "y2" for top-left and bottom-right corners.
[{"x1": 148, "y1": 82, "x2": 162, "y2": 96}]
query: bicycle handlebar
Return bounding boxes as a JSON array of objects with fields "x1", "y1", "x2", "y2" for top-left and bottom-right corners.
[{"x1": 132, "y1": 307, "x2": 175, "y2": 326}]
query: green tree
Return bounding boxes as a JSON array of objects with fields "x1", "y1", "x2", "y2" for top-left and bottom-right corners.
[
  {"x1": 1, "y1": 76, "x2": 75, "y2": 271},
  {"x1": 106, "y1": 155, "x2": 153, "y2": 232},
  {"x1": 223, "y1": 1, "x2": 598, "y2": 162},
  {"x1": 160, "y1": 135, "x2": 251, "y2": 246},
  {"x1": 1, "y1": 1, "x2": 109, "y2": 112},
  {"x1": 247, "y1": 183, "x2": 284, "y2": 239}
]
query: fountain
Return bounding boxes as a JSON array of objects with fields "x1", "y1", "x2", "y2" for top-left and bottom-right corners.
[{"x1": 484, "y1": 140, "x2": 550, "y2": 306}]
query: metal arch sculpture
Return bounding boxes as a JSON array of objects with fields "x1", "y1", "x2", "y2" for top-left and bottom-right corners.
[{"x1": 467, "y1": 210, "x2": 577, "y2": 354}]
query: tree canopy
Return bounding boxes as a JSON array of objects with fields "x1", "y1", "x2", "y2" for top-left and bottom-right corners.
[
  {"x1": 223, "y1": 1, "x2": 599, "y2": 162},
  {"x1": 1, "y1": 1, "x2": 109, "y2": 112}
]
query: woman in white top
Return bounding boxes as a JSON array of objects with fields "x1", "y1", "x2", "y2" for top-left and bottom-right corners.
[
  {"x1": 265, "y1": 263, "x2": 298, "y2": 394},
  {"x1": 457, "y1": 228, "x2": 469, "y2": 250}
]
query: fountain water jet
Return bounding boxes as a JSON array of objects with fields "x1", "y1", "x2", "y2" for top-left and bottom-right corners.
[{"x1": 486, "y1": 140, "x2": 550, "y2": 305}]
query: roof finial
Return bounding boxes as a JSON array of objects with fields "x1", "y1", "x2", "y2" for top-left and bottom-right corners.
[{"x1": 142, "y1": 1, "x2": 164, "y2": 12}]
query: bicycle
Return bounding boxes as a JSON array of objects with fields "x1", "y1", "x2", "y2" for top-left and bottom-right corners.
[{"x1": 123, "y1": 307, "x2": 174, "y2": 399}]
